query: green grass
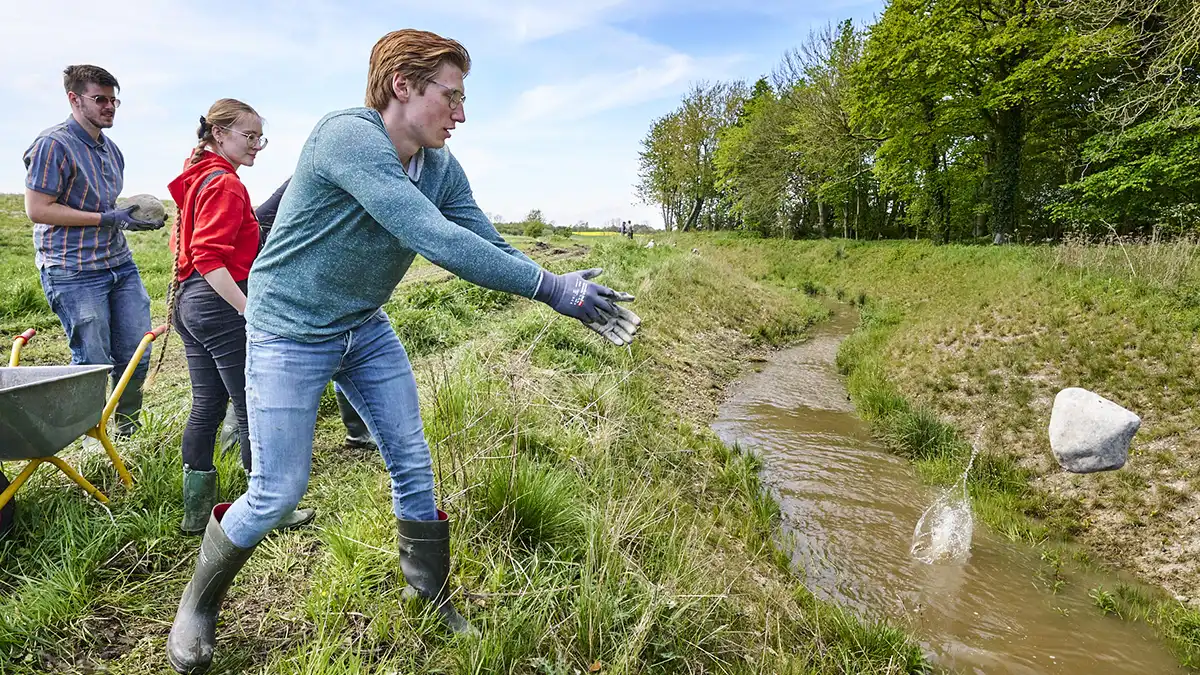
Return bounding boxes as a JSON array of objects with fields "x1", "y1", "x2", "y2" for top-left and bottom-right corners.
[
  {"x1": 674, "y1": 232, "x2": 1200, "y2": 667},
  {"x1": 0, "y1": 196, "x2": 926, "y2": 674},
  {"x1": 1090, "y1": 584, "x2": 1200, "y2": 668}
]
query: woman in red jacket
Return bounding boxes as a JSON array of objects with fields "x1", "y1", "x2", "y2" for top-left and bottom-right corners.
[{"x1": 164, "y1": 98, "x2": 313, "y2": 535}]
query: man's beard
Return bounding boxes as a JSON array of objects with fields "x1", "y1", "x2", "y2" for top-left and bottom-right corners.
[{"x1": 87, "y1": 111, "x2": 115, "y2": 129}]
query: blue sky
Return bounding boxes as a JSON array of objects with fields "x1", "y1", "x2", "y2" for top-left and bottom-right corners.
[{"x1": 1, "y1": 0, "x2": 883, "y2": 229}]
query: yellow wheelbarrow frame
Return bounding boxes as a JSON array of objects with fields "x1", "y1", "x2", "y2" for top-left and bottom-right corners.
[{"x1": 0, "y1": 325, "x2": 167, "y2": 512}]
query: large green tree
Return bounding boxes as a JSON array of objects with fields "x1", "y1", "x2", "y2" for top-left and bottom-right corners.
[
  {"x1": 649, "y1": 0, "x2": 1200, "y2": 242},
  {"x1": 637, "y1": 81, "x2": 747, "y2": 231},
  {"x1": 1052, "y1": 0, "x2": 1200, "y2": 234},
  {"x1": 715, "y1": 78, "x2": 799, "y2": 236}
]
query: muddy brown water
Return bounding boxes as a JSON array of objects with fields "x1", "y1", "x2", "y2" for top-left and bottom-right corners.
[{"x1": 713, "y1": 309, "x2": 1186, "y2": 675}]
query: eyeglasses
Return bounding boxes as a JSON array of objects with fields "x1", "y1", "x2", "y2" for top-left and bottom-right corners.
[
  {"x1": 427, "y1": 80, "x2": 466, "y2": 110},
  {"x1": 217, "y1": 126, "x2": 268, "y2": 150},
  {"x1": 77, "y1": 94, "x2": 120, "y2": 108}
]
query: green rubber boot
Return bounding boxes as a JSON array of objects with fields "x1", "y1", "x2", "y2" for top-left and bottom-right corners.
[
  {"x1": 335, "y1": 388, "x2": 375, "y2": 449},
  {"x1": 274, "y1": 506, "x2": 316, "y2": 531},
  {"x1": 114, "y1": 376, "x2": 145, "y2": 438},
  {"x1": 167, "y1": 503, "x2": 256, "y2": 673},
  {"x1": 181, "y1": 467, "x2": 217, "y2": 536},
  {"x1": 397, "y1": 511, "x2": 478, "y2": 636}
]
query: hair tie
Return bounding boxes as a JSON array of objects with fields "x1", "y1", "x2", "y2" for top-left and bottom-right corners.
[{"x1": 197, "y1": 116, "x2": 210, "y2": 139}]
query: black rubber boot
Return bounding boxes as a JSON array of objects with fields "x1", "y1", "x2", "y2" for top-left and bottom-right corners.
[
  {"x1": 167, "y1": 503, "x2": 256, "y2": 673},
  {"x1": 114, "y1": 376, "x2": 145, "y2": 437},
  {"x1": 180, "y1": 466, "x2": 217, "y2": 536},
  {"x1": 335, "y1": 388, "x2": 375, "y2": 449},
  {"x1": 397, "y1": 511, "x2": 478, "y2": 636}
]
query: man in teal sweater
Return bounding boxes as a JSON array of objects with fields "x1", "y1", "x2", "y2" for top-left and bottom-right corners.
[{"x1": 167, "y1": 29, "x2": 639, "y2": 673}]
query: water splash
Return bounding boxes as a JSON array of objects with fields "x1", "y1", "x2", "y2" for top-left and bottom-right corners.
[{"x1": 911, "y1": 434, "x2": 981, "y2": 564}]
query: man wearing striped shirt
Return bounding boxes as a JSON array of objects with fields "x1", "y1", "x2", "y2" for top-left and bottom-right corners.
[{"x1": 22, "y1": 65, "x2": 163, "y2": 436}]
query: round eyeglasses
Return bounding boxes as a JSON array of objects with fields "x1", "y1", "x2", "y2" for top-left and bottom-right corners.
[
  {"x1": 217, "y1": 126, "x2": 268, "y2": 150},
  {"x1": 427, "y1": 80, "x2": 466, "y2": 110}
]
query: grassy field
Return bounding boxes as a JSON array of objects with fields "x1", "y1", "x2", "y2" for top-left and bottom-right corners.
[
  {"x1": 678, "y1": 232, "x2": 1200, "y2": 666},
  {"x1": 0, "y1": 195, "x2": 927, "y2": 674}
]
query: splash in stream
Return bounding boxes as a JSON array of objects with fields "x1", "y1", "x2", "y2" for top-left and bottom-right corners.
[{"x1": 911, "y1": 438, "x2": 980, "y2": 564}]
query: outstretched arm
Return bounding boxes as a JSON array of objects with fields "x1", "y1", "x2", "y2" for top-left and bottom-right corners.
[
  {"x1": 313, "y1": 115, "x2": 541, "y2": 298},
  {"x1": 439, "y1": 155, "x2": 535, "y2": 265}
]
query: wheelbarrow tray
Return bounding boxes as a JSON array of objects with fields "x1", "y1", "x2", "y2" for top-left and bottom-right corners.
[{"x1": 0, "y1": 365, "x2": 112, "y2": 461}]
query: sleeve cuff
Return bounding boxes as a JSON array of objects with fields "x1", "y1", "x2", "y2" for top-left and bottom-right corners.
[
  {"x1": 24, "y1": 183, "x2": 61, "y2": 197},
  {"x1": 192, "y1": 259, "x2": 226, "y2": 276}
]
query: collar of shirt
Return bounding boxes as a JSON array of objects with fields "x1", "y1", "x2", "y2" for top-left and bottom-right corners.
[
  {"x1": 405, "y1": 148, "x2": 424, "y2": 182},
  {"x1": 66, "y1": 116, "x2": 105, "y2": 150}
]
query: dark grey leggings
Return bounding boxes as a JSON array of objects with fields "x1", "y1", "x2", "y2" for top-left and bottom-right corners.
[{"x1": 173, "y1": 273, "x2": 252, "y2": 472}]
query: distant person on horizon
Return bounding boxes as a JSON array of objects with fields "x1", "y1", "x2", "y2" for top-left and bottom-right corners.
[
  {"x1": 167, "y1": 29, "x2": 641, "y2": 673},
  {"x1": 22, "y1": 65, "x2": 162, "y2": 437}
]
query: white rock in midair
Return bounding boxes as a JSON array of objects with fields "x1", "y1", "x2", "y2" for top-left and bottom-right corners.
[{"x1": 1048, "y1": 387, "x2": 1140, "y2": 473}]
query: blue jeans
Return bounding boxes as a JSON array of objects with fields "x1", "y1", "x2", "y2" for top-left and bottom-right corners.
[
  {"x1": 220, "y1": 310, "x2": 437, "y2": 548},
  {"x1": 39, "y1": 260, "x2": 152, "y2": 428}
]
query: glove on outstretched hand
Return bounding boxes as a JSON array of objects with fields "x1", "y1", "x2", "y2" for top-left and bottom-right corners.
[
  {"x1": 100, "y1": 204, "x2": 163, "y2": 231},
  {"x1": 535, "y1": 267, "x2": 622, "y2": 324},
  {"x1": 584, "y1": 297, "x2": 641, "y2": 346}
]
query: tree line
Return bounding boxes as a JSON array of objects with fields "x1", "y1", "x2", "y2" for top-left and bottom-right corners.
[{"x1": 637, "y1": 0, "x2": 1200, "y2": 242}]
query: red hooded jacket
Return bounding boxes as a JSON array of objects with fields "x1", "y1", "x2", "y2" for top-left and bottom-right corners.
[{"x1": 166, "y1": 151, "x2": 260, "y2": 282}]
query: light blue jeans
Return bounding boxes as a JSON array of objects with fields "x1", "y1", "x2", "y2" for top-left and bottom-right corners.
[
  {"x1": 220, "y1": 310, "x2": 437, "y2": 548},
  {"x1": 39, "y1": 260, "x2": 152, "y2": 427}
]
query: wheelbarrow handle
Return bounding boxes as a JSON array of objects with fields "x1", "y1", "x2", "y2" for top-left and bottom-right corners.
[
  {"x1": 98, "y1": 323, "x2": 168, "y2": 438},
  {"x1": 9, "y1": 329, "x2": 36, "y2": 367}
]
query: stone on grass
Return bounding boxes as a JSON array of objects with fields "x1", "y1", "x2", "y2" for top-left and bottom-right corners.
[
  {"x1": 116, "y1": 194, "x2": 166, "y2": 226},
  {"x1": 1048, "y1": 387, "x2": 1140, "y2": 473}
]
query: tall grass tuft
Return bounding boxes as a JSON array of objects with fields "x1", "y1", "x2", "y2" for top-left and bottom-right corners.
[{"x1": 478, "y1": 457, "x2": 589, "y2": 551}]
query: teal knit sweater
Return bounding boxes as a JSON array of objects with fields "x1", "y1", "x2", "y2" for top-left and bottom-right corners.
[{"x1": 246, "y1": 107, "x2": 540, "y2": 342}]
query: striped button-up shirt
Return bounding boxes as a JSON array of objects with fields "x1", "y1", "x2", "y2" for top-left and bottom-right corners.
[{"x1": 23, "y1": 116, "x2": 132, "y2": 270}]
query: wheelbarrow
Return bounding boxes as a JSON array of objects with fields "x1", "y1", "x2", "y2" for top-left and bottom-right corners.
[{"x1": 0, "y1": 325, "x2": 167, "y2": 535}]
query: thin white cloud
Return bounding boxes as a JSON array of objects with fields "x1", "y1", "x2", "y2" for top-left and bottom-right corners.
[
  {"x1": 512, "y1": 53, "x2": 694, "y2": 123},
  {"x1": 444, "y1": 0, "x2": 636, "y2": 43}
]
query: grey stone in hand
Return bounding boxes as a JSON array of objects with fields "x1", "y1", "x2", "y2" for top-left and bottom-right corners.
[{"x1": 115, "y1": 194, "x2": 166, "y2": 228}]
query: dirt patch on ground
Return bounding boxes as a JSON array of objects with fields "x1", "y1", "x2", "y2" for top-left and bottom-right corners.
[{"x1": 651, "y1": 325, "x2": 771, "y2": 425}]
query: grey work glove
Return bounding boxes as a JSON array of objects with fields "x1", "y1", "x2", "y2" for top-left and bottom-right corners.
[
  {"x1": 584, "y1": 298, "x2": 641, "y2": 346},
  {"x1": 100, "y1": 204, "x2": 163, "y2": 231},
  {"x1": 535, "y1": 267, "x2": 622, "y2": 324}
]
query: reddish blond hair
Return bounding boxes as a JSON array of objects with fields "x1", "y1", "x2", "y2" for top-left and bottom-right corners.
[{"x1": 365, "y1": 29, "x2": 470, "y2": 111}]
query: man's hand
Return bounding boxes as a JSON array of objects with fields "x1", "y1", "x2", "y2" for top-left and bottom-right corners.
[
  {"x1": 535, "y1": 267, "x2": 622, "y2": 324},
  {"x1": 584, "y1": 302, "x2": 641, "y2": 346},
  {"x1": 100, "y1": 204, "x2": 163, "y2": 231},
  {"x1": 535, "y1": 267, "x2": 641, "y2": 346}
]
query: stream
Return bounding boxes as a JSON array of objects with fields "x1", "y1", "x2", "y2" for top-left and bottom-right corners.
[{"x1": 712, "y1": 309, "x2": 1185, "y2": 674}]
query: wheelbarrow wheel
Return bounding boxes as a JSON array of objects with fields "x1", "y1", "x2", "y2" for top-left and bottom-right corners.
[{"x1": 0, "y1": 470, "x2": 14, "y2": 540}]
